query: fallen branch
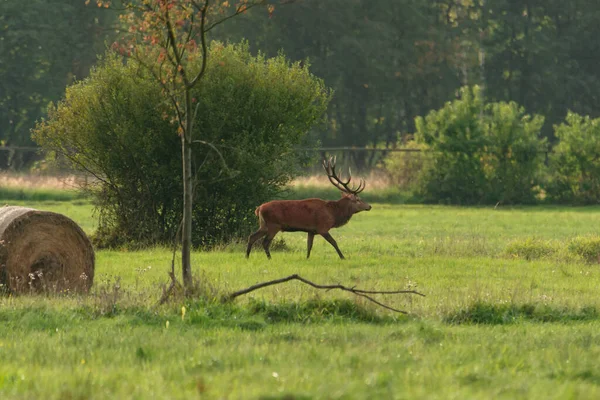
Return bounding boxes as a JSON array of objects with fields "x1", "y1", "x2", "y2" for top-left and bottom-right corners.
[{"x1": 222, "y1": 274, "x2": 425, "y2": 314}]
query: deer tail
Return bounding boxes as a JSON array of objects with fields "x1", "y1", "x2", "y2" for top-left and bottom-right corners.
[{"x1": 254, "y1": 206, "x2": 261, "y2": 216}]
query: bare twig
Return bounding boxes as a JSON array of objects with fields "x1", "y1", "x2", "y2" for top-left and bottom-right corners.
[
  {"x1": 223, "y1": 274, "x2": 425, "y2": 314},
  {"x1": 189, "y1": 0, "x2": 210, "y2": 88},
  {"x1": 158, "y1": 267, "x2": 182, "y2": 305},
  {"x1": 204, "y1": 1, "x2": 264, "y2": 32},
  {"x1": 203, "y1": 0, "x2": 299, "y2": 33},
  {"x1": 192, "y1": 139, "x2": 231, "y2": 173},
  {"x1": 157, "y1": 216, "x2": 185, "y2": 306}
]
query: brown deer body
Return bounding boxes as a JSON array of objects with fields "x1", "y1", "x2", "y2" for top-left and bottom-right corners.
[{"x1": 246, "y1": 158, "x2": 371, "y2": 259}]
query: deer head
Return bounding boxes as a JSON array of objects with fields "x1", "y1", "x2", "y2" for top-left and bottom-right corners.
[{"x1": 322, "y1": 157, "x2": 371, "y2": 212}]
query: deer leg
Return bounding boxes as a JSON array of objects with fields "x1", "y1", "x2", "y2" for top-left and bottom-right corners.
[
  {"x1": 262, "y1": 235, "x2": 274, "y2": 260},
  {"x1": 246, "y1": 230, "x2": 267, "y2": 258},
  {"x1": 321, "y1": 232, "x2": 345, "y2": 260},
  {"x1": 307, "y1": 232, "x2": 315, "y2": 259},
  {"x1": 262, "y1": 227, "x2": 280, "y2": 260}
]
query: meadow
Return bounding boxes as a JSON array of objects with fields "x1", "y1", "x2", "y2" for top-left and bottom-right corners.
[{"x1": 1, "y1": 184, "x2": 600, "y2": 399}]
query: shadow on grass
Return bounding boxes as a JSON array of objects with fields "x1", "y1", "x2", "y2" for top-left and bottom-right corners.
[
  {"x1": 0, "y1": 297, "x2": 403, "y2": 333},
  {"x1": 548, "y1": 369, "x2": 600, "y2": 386},
  {"x1": 445, "y1": 302, "x2": 599, "y2": 325},
  {"x1": 246, "y1": 298, "x2": 398, "y2": 324},
  {"x1": 186, "y1": 298, "x2": 400, "y2": 330}
]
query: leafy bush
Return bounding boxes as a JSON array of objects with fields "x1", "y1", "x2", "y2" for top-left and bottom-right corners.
[
  {"x1": 483, "y1": 102, "x2": 546, "y2": 204},
  {"x1": 392, "y1": 86, "x2": 546, "y2": 204},
  {"x1": 545, "y1": 113, "x2": 600, "y2": 204},
  {"x1": 504, "y1": 235, "x2": 600, "y2": 263},
  {"x1": 413, "y1": 86, "x2": 488, "y2": 204},
  {"x1": 33, "y1": 42, "x2": 331, "y2": 248}
]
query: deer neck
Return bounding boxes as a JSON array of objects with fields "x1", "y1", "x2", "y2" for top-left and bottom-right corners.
[{"x1": 328, "y1": 197, "x2": 354, "y2": 228}]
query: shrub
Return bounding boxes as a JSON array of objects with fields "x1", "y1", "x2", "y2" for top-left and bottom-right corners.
[
  {"x1": 545, "y1": 112, "x2": 600, "y2": 204},
  {"x1": 33, "y1": 42, "x2": 331, "y2": 248},
  {"x1": 483, "y1": 102, "x2": 546, "y2": 204},
  {"x1": 389, "y1": 86, "x2": 546, "y2": 204},
  {"x1": 504, "y1": 238, "x2": 557, "y2": 260},
  {"x1": 567, "y1": 236, "x2": 600, "y2": 264},
  {"x1": 414, "y1": 86, "x2": 488, "y2": 204}
]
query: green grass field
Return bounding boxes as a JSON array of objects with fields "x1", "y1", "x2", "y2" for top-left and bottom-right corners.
[{"x1": 2, "y1": 189, "x2": 600, "y2": 399}]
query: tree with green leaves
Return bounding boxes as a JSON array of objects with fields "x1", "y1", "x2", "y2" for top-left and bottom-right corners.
[
  {"x1": 33, "y1": 44, "x2": 330, "y2": 251},
  {"x1": 546, "y1": 113, "x2": 600, "y2": 204},
  {"x1": 411, "y1": 86, "x2": 546, "y2": 204},
  {"x1": 90, "y1": 0, "x2": 296, "y2": 289}
]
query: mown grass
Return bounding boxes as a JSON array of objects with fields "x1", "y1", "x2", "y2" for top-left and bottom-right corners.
[{"x1": 2, "y1": 187, "x2": 600, "y2": 398}]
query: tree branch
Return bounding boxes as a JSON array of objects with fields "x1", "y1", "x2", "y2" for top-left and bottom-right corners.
[
  {"x1": 165, "y1": 4, "x2": 190, "y2": 87},
  {"x1": 192, "y1": 139, "x2": 232, "y2": 173},
  {"x1": 223, "y1": 274, "x2": 425, "y2": 314},
  {"x1": 203, "y1": 0, "x2": 299, "y2": 33},
  {"x1": 180, "y1": 7, "x2": 197, "y2": 61},
  {"x1": 189, "y1": 0, "x2": 210, "y2": 88},
  {"x1": 204, "y1": 1, "x2": 264, "y2": 32}
]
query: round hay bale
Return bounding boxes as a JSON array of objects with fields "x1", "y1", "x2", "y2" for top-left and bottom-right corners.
[{"x1": 0, "y1": 206, "x2": 94, "y2": 293}]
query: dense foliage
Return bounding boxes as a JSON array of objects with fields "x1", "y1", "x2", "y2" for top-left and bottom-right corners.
[
  {"x1": 386, "y1": 86, "x2": 546, "y2": 205},
  {"x1": 546, "y1": 113, "x2": 600, "y2": 204},
  {"x1": 33, "y1": 43, "x2": 331, "y2": 248},
  {"x1": 482, "y1": 101, "x2": 546, "y2": 204},
  {"x1": 0, "y1": 0, "x2": 115, "y2": 168},
  {"x1": 5, "y1": 0, "x2": 600, "y2": 204},
  {"x1": 4, "y1": 1, "x2": 600, "y2": 171},
  {"x1": 218, "y1": 0, "x2": 600, "y2": 167}
]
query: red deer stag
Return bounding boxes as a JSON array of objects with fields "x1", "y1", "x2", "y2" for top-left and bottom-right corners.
[{"x1": 246, "y1": 157, "x2": 372, "y2": 259}]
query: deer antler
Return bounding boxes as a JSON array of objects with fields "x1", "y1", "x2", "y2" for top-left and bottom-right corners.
[{"x1": 322, "y1": 156, "x2": 365, "y2": 195}]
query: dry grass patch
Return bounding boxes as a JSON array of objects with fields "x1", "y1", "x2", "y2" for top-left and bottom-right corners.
[
  {"x1": 292, "y1": 170, "x2": 392, "y2": 191},
  {"x1": 0, "y1": 172, "x2": 85, "y2": 190}
]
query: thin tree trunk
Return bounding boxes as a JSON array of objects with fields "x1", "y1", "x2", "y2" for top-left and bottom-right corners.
[{"x1": 181, "y1": 90, "x2": 194, "y2": 288}]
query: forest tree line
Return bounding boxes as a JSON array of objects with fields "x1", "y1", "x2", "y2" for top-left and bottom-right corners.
[{"x1": 2, "y1": 0, "x2": 600, "y2": 169}]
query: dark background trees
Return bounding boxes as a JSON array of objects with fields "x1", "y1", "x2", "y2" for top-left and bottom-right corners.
[
  {"x1": 215, "y1": 0, "x2": 596, "y2": 156},
  {"x1": 5, "y1": 0, "x2": 600, "y2": 165},
  {"x1": 0, "y1": 0, "x2": 116, "y2": 168},
  {"x1": 218, "y1": 0, "x2": 464, "y2": 169},
  {"x1": 6, "y1": 0, "x2": 600, "y2": 207},
  {"x1": 480, "y1": 0, "x2": 600, "y2": 140}
]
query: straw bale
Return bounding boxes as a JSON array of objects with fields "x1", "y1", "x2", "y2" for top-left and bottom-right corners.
[{"x1": 0, "y1": 206, "x2": 94, "y2": 293}]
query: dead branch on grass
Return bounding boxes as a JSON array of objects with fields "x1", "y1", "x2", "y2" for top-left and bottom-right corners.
[{"x1": 223, "y1": 274, "x2": 425, "y2": 314}]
